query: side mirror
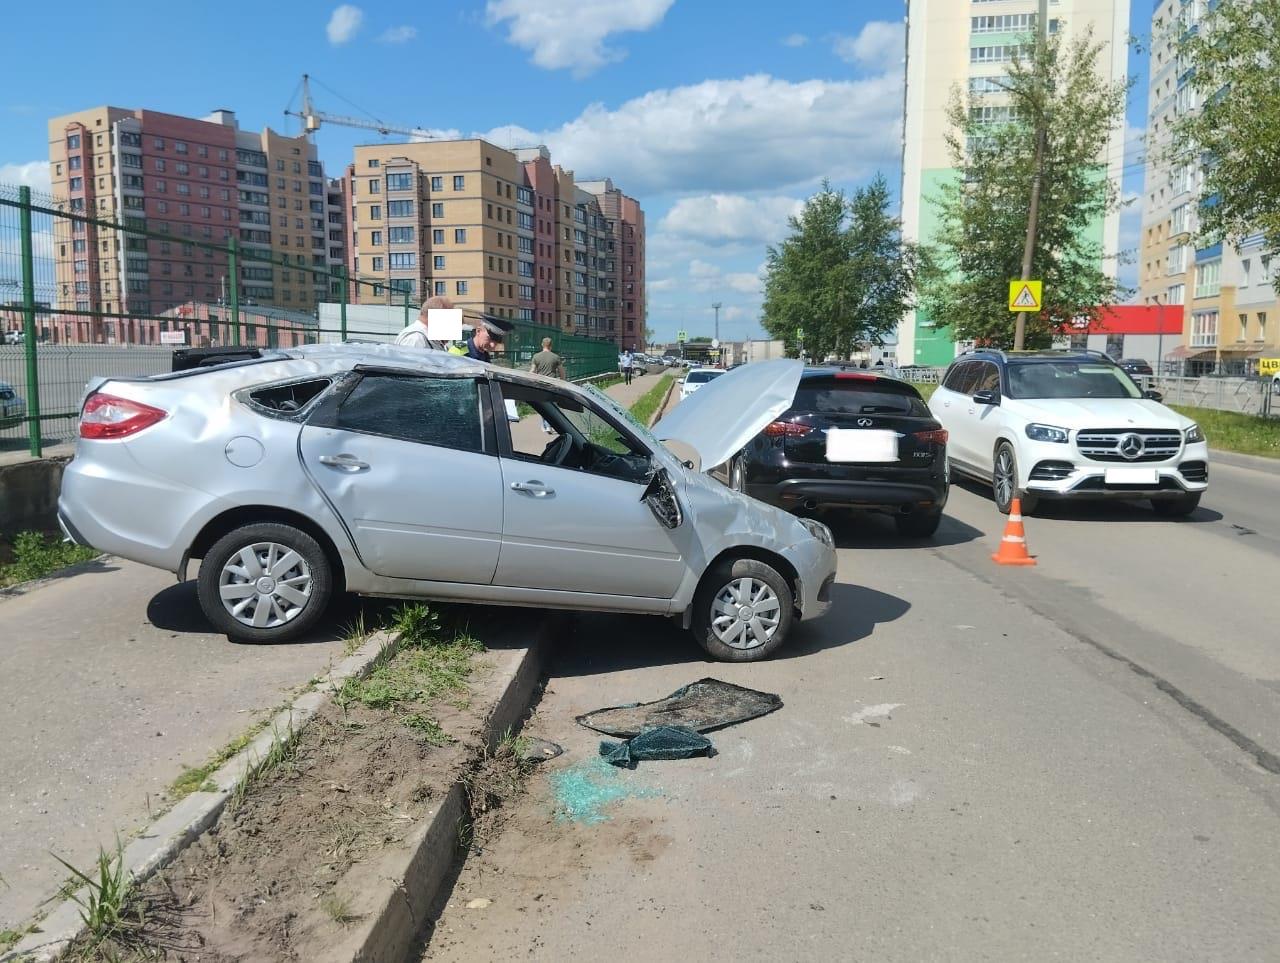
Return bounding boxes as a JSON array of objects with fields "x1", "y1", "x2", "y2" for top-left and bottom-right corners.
[
  {"x1": 1142, "y1": 388, "x2": 1164, "y2": 402},
  {"x1": 973, "y1": 389, "x2": 1001, "y2": 406}
]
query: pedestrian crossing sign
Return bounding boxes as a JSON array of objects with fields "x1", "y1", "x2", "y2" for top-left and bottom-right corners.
[{"x1": 1009, "y1": 280, "x2": 1042, "y2": 312}]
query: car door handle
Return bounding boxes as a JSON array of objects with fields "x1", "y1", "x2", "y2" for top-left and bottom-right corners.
[
  {"x1": 318, "y1": 453, "x2": 369, "y2": 472},
  {"x1": 510, "y1": 480, "x2": 554, "y2": 497}
]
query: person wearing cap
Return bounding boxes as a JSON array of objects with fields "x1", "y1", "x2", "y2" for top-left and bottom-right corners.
[
  {"x1": 393, "y1": 295, "x2": 453, "y2": 349},
  {"x1": 448, "y1": 315, "x2": 511, "y2": 363}
]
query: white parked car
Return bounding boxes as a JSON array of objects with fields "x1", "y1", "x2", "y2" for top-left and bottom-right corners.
[
  {"x1": 0, "y1": 380, "x2": 27, "y2": 429},
  {"x1": 929, "y1": 350, "x2": 1209, "y2": 516},
  {"x1": 680, "y1": 367, "x2": 724, "y2": 401}
]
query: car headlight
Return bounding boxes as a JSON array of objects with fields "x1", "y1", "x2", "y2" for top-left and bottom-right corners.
[
  {"x1": 799, "y1": 517, "x2": 834, "y2": 548},
  {"x1": 1025, "y1": 423, "x2": 1069, "y2": 443},
  {"x1": 1186, "y1": 423, "x2": 1205, "y2": 443}
]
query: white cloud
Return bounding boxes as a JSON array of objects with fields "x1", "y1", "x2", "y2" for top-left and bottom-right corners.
[
  {"x1": 659, "y1": 194, "x2": 803, "y2": 247},
  {"x1": 833, "y1": 20, "x2": 904, "y2": 73},
  {"x1": 486, "y1": 0, "x2": 674, "y2": 77},
  {"x1": 783, "y1": 33, "x2": 808, "y2": 47},
  {"x1": 498, "y1": 74, "x2": 901, "y2": 195},
  {"x1": 378, "y1": 25, "x2": 417, "y2": 43},
  {"x1": 689, "y1": 259, "x2": 719, "y2": 279},
  {"x1": 681, "y1": 258, "x2": 764, "y2": 296},
  {"x1": 327, "y1": 5, "x2": 363, "y2": 45},
  {"x1": 0, "y1": 161, "x2": 51, "y2": 196}
]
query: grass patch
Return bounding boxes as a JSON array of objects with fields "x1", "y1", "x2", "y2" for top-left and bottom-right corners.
[
  {"x1": 319, "y1": 891, "x2": 359, "y2": 926},
  {"x1": 0, "y1": 531, "x2": 98, "y2": 588},
  {"x1": 1169, "y1": 404, "x2": 1280, "y2": 459},
  {"x1": 168, "y1": 718, "x2": 271, "y2": 801},
  {"x1": 910, "y1": 382, "x2": 938, "y2": 402},
  {"x1": 629, "y1": 373, "x2": 674, "y2": 427},
  {"x1": 336, "y1": 603, "x2": 483, "y2": 735},
  {"x1": 50, "y1": 843, "x2": 138, "y2": 950}
]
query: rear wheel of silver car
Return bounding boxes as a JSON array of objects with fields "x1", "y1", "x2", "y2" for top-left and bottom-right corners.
[
  {"x1": 692, "y1": 558, "x2": 794, "y2": 662},
  {"x1": 1151, "y1": 493, "x2": 1201, "y2": 517},
  {"x1": 197, "y1": 522, "x2": 333, "y2": 643}
]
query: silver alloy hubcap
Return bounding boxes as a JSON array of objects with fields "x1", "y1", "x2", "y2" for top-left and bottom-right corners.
[
  {"x1": 219, "y1": 541, "x2": 313, "y2": 629},
  {"x1": 711, "y1": 577, "x2": 781, "y2": 650},
  {"x1": 995, "y1": 448, "x2": 1014, "y2": 507}
]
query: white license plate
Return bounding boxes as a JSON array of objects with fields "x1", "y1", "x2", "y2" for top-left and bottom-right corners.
[
  {"x1": 1104, "y1": 467, "x2": 1158, "y2": 485},
  {"x1": 826, "y1": 428, "x2": 898, "y2": 463}
]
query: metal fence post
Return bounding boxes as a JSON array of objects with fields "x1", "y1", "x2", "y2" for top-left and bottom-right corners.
[
  {"x1": 339, "y1": 266, "x2": 348, "y2": 341},
  {"x1": 19, "y1": 186, "x2": 42, "y2": 458},
  {"x1": 228, "y1": 237, "x2": 240, "y2": 346},
  {"x1": 403, "y1": 290, "x2": 410, "y2": 328}
]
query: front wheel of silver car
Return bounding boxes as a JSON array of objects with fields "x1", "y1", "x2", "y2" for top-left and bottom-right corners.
[
  {"x1": 198, "y1": 522, "x2": 333, "y2": 643},
  {"x1": 691, "y1": 558, "x2": 794, "y2": 662}
]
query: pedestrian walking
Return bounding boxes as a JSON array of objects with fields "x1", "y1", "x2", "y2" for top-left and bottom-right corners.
[
  {"x1": 620, "y1": 348, "x2": 635, "y2": 385},
  {"x1": 393, "y1": 295, "x2": 453, "y2": 349},
  {"x1": 530, "y1": 337, "x2": 567, "y2": 380}
]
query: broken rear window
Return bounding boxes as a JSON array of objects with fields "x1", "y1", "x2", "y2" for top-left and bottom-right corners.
[{"x1": 242, "y1": 378, "x2": 333, "y2": 419}]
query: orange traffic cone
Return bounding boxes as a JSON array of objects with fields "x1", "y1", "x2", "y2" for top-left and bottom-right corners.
[{"x1": 992, "y1": 497, "x2": 1037, "y2": 566}]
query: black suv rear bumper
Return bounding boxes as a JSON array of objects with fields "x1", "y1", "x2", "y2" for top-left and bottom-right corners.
[{"x1": 748, "y1": 476, "x2": 948, "y2": 512}]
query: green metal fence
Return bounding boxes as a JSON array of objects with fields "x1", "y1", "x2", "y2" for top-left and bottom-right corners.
[{"x1": 0, "y1": 183, "x2": 618, "y2": 457}]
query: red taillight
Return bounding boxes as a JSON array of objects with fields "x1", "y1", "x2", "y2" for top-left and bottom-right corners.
[
  {"x1": 913, "y1": 428, "x2": 949, "y2": 445},
  {"x1": 764, "y1": 420, "x2": 811, "y2": 438},
  {"x1": 834, "y1": 371, "x2": 878, "y2": 381},
  {"x1": 79, "y1": 392, "x2": 167, "y2": 439}
]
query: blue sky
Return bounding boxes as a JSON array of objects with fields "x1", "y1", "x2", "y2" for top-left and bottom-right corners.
[{"x1": 0, "y1": 0, "x2": 1148, "y2": 343}]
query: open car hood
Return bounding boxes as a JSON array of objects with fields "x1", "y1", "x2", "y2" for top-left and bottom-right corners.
[{"x1": 654, "y1": 359, "x2": 803, "y2": 471}]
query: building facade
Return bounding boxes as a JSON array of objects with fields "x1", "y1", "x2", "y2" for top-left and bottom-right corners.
[
  {"x1": 1137, "y1": 0, "x2": 1279, "y2": 375},
  {"x1": 47, "y1": 106, "x2": 343, "y2": 344},
  {"x1": 345, "y1": 139, "x2": 644, "y2": 349},
  {"x1": 900, "y1": 0, "x2": 1131, "y2": 366}
]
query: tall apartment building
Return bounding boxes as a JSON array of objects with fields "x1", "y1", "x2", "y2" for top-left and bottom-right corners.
[
  {"x1": 900, "y1": 0, "x2": 1131, "y2": 366},
  {"x1": 345, "y1": 139, "x2": 644, "y2": 348},
  {"x1": 1137, "y1": 0, "x2": 1279, "y2": 374},
  {"x1": 48, "y1": 106, "x2": 343, "y2": 343}
]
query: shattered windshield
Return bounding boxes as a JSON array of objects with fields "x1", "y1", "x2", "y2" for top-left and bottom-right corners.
[{"x1": 585, "y1": 383, "x2": 673, "y2": 459}]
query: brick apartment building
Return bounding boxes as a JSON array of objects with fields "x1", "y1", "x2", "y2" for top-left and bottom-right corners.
[
  {"x1": 47, "y1": 106, "x2": 345, "y2": 344},
  {"x1": 343, "y1": 140, "x2": 645, "y2": 349}
]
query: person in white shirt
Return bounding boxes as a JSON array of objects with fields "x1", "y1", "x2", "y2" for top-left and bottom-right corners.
[
  {"x1": 393, "y1": 296, "x2": 453, "y2": 349},
  {"x1": 619, "y1": 348, "x2": 635, "y2": 385}
]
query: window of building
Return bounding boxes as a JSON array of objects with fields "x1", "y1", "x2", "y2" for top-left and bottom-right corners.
[
  {"x1": 1191, "y1": 310, "x2": 1218, "y2": 347},
  {"x1": 69, "y1": 177, "x2": 82, "y2": 190},
  {"x1": 1195, "y1": 259, "x2": 1221, "y2": 299},
  {"x1": 369, "y1": 179, "x2": 380, "y2": 193},
  {"x1": 387, "y1": 172, "x2": 413, "y2": 191},
  {"x1": 391, "y1": 226, "x2": 415, "y2": 243},
  {"x1": 371, "y1": 256, "x2": 384, "y2": 271},
  {"x1": 1238, "y1": 314, "x2": 1249, "y2": 340},
  {"x1": 388, "y1": 200, "x2": 414, "y2": 217},
  {"x1": 456, "y1": 280, "x2": 468, "y2": 295},
  {"x1": 1242, "y1": 258, "x2": 1252, "y2": 287},
  {"x1": 370, "y1": 230, "x2": 383, "y2": 245},
  {"x1": 390, "y1": 252, "x2": 415, "y2": 268},
  {"x1": 370, "y1": 205, "x2": 382, "y2": 220},
  {"x1": 1171, "y1": 203, "x2": 1189, "y2": 236},
  {"x1": 434, "y1": 255, "x2": 446, "y2": 269},
  {"x1": 367, "y1": 158, "x2": 380, "y2": 168},
  {"x1": 435, "y1": 280, "x2": 447, "y2": 296},
  {"x1": 432, "y1": 228, "x2": 445, "y2": 244},
  {"x1": 430, "y1": 176, "x2": 443, "y2": 191}
]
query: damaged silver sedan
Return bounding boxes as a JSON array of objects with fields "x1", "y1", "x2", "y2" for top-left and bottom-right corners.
[{"x1": 58, "y1": 346, "x2": 835, "y2": 661}]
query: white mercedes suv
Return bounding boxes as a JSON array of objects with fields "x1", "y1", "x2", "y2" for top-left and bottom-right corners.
[{"x1": 930, "y1": 350, "x2": 1208, "y2": 516}]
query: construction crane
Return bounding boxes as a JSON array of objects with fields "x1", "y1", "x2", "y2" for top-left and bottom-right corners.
[{"x1": 283, "y1": 74, "x2": 438, "y2": 141}]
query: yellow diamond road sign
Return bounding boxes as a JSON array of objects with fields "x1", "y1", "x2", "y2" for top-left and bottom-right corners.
[{"x1": 1009, "y1": 280, "x2": 1042, "y2": 312}]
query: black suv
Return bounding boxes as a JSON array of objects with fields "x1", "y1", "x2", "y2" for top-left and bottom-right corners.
[{"x1": 722, "y1": 368, "x2": 949, "y2": 537}]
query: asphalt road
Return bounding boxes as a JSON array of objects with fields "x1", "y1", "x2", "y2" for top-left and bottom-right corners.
[{"x1": 424, "y1": 457, "x2": 1280, "y2": 961}]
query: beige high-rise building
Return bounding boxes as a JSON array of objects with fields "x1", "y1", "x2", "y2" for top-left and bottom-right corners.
[{"x1": 346, "y1": 139, "x2": 645, "y2": 348}]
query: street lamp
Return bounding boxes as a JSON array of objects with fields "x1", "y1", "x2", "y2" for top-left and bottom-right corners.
[{"x1": 712, "y1": 302, "x2": 722, "y2": 343}]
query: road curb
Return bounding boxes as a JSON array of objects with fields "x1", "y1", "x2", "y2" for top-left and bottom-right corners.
[
  {"x1": 648, "y1": 375, "x2": 678, "y2": 428},
  {"x1": 344, "y1": 619, "x2": 551, "y2": 962},
  {"x1": 3, "y1": 628, "x2": 406, "y2": 963},
  {"x1": 1209, "y1": 448, "x2": 1280, "y2": 475}
]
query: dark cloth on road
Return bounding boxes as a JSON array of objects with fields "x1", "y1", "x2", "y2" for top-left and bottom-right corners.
[{"x1": 577, "y1": 678, "x2": 784, "y2": 737}]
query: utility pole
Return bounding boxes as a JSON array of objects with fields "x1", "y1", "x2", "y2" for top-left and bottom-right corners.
[
  {"x1": 712, "y1": 301, "x2": 722, "y2": 342},
  {"x1": 1015, "y1": 0, "x2": 1051, "y2": 351}
]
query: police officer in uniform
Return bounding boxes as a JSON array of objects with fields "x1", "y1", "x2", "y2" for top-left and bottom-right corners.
[{"x1": 449, "y1": 314, "x2": 513, "y2": 363}]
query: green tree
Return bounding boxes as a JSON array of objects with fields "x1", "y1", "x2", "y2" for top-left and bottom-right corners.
[
  {"x1": 762, "y1": 177, "x2": 920, "y2": 360},
  {"x1": 921, "y1": 28, "x2": 1129, "y2": 349},
  {"x1": 1172, "y1": 0, "x2": 1280, "y2": 271}
]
